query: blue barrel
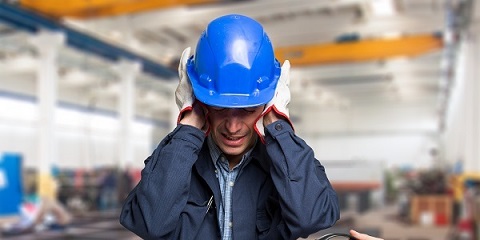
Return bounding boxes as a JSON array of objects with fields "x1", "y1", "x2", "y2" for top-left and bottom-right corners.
[{"x1": 0, "y1": 153, "x2": 23, "y2": 216}]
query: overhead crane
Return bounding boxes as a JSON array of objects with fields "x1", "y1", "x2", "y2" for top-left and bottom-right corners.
[
  {"x1": 4, "y1": 1, "x2": 445, "y2": 71},
  {"x1": 19, "y1": 0, "x2": 220, "y2": 19},
  {"x1": 275, "y1": 33, "x2": 444, "y2": 66}
]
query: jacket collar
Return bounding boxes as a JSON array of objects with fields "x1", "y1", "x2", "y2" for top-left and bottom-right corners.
[{"x1": 249, "y1": 140, "x2": 270, "y2": 174}]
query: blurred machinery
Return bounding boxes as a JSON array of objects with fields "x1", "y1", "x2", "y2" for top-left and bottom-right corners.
[
  {"x1": 323, "y1": 160, "x2": 383, "y2": 214},
  {"x1": 402, "y1": 168, "x2": 452, "y2": 227},
  {"x1": 0, "y1": 153, "x2": 23, "y2": 216}
]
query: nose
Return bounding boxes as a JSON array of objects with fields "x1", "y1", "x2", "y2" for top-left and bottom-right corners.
[{"x1": 225, "y1": 109, "x2": 243, "y2": 134}]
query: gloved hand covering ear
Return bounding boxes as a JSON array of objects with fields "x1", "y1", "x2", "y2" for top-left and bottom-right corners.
[
  {"x1": 254, "y1": 60, "x2": 294, "y2": 142},
  {"x1": 266, "y1": 60, "x2": 291, "y2": 121},
  {"x1": 175, "y1": 47, "x2": 194, "y2": 123}
]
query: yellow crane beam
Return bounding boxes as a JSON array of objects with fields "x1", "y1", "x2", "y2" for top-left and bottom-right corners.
[
  {"x1": 17, "y1": 0, "x2": 444, "y2": 65},
  {"x1": 19, "y1": 0, "x2": 218, "y2": 19},
  {"x1": 275, "y1": 34, "x2": 444, "y2": 66}
]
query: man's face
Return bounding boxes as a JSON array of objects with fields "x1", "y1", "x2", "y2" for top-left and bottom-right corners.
[{"x1": 207, "y1": 105, "x2": 264, "y2": 161}]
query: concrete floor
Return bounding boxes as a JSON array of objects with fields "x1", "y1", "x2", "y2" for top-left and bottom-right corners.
[
  {"x1": 1, "y1": 205, "x2": 454, "y2": 240},
  {"x1": 0, "y1": 210, "x2": 140, "y2": 240}
]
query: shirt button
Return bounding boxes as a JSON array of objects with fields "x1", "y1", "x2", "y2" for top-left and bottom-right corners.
[
  {"x1": 229, "y1": 181, "x2": 234, "y2": 187},
  {"x1": 229, "y1": 222, "x2": 233, "y2": 228},
  {"x1": 275, "y1": 123, "x2": 283, "y2": 131}
]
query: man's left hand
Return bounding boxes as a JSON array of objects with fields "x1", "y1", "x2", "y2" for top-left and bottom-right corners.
[{"x1": 255, "y1": 60, "x2": 294, "y2": 140}]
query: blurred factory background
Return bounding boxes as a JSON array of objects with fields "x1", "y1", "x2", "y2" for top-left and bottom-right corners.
[{"x1": 0, "y1": 0, "x2": 479, "y2": 239}]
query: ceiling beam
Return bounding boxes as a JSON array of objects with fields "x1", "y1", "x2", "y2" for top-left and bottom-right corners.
[
  {"x1": 0, "y1": 3, "x2": 176, "y2": 79},
  {"x1": 275, "y1": 33, "x2": 444, "y2": 66},
  {"x1": 19, "y1": 0, "x2": 219, "y2": 19}
]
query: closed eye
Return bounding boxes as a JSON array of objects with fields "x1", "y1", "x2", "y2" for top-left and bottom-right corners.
[
  {"x1": 209, "y1": 106, "x2": 261, "y2": 115},
  {"x1": 242, "y1": 108, "x2": 257, "y2": 113},
  {"x1": 211, "y1": 107, "x2": 227, "y2": 112}
]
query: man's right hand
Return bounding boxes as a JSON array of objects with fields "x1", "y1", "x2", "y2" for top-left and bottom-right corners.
[
  {"x1": 175, "y1": 47, "x2": 195, "y2": 123},
  {"x1": 179, "y1": 101, "x2": 208, "y2": 132},
  {"x1": 175, "y1": 47, "x2": 209, "y2": 132}
]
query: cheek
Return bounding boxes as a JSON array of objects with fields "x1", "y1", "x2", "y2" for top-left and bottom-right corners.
[
  {"x1": 247, "y1": 116, "x2": 258, "y2": 126},
  {"x1": 207, "y1": 115, "x2": 224, "y2": 130},
  {"x1": 249, "y1": 112, "x2": 263, "y2": 123},
  {"x1": 242, "y1": 116, "x2": 259, "y2": 130}
]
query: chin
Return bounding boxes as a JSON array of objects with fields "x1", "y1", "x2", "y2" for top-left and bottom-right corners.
[{"x1": 221, "y1": 146, "x2": 245, "y2": 157}]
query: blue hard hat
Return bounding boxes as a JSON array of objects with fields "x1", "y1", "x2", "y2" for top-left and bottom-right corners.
[{"x1": 186, "y1": 14, "x2": 281, "y2": 108}]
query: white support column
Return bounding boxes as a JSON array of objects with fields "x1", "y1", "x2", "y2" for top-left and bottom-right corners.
[
  {"x1": 462, "y1": 33, "x2": 480, "y2": 172},
  {"x1": 444, "y1": 28, "x2": 480, "y2": 173},
  {"x1": 30, "y1": 31, "x2": 65, "y2": 174},
  {"x1": 113, "y1": 60, "x2": 140, "y2": 169}
]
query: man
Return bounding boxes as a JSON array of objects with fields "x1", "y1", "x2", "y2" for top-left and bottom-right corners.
[{"x1": 120, "y1": 14, "x2": 340, "y2": 240}]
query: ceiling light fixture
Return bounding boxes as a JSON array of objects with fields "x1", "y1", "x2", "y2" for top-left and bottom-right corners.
[{"x1": 371, "y1": 0, "x2": 396, "y2": 16}]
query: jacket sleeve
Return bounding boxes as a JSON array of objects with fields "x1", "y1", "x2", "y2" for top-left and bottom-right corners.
[
  {"x1": 119, "y1": 124, "x2": 206, "y2": 239},
  {"x1": 264, "y1": 119, "x2": 340, "y2": 239}
]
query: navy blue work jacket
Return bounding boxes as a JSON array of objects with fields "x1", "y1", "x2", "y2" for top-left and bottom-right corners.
[{"x1": 120, "y1": 120, "x2": 339, "y2": 240}]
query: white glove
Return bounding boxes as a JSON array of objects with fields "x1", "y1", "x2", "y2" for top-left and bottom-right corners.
[
  {"x1": 265, "y1": 60, "x2": 291, "y2": 119},
  {"x1": 254, "y1": 60, "x2": 293, "y2": 141},
  {"x1": 175, "y1": 47, "x2": 194, "y2": 123}
]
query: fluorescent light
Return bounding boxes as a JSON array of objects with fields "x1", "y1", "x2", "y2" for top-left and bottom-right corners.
[{"x1": 371, "y1": 0, "x2": 396, "y2": 16}]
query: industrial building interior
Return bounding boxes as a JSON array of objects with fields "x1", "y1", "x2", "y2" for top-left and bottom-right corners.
[{"x1": 0, "y1": 0, "x2": 479, "y2": 239}]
